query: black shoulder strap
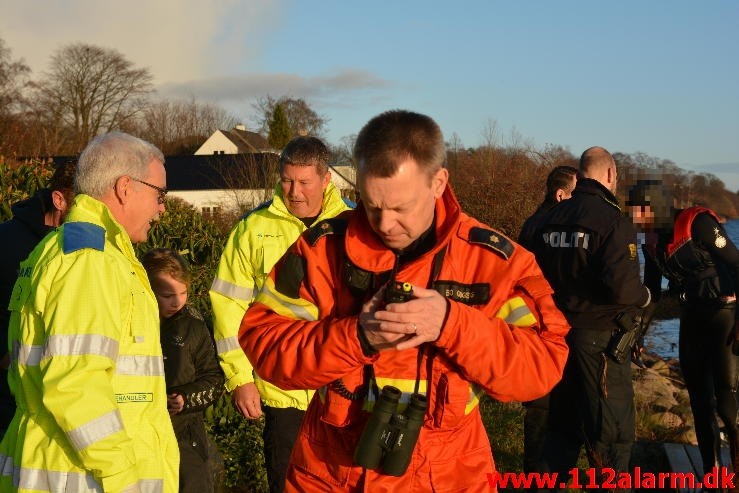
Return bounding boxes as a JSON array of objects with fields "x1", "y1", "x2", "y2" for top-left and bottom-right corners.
[
  {"x1": 468, "y1": 227, "x2": 513, "y2": 260},
  {"x1": 306, "y1": 217, "x2": 347, "y2": 246}
]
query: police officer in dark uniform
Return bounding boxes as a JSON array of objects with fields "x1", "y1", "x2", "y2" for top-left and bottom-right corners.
[
  {"x1": 532, "y1": 147, "x2": 651, "y2": 487},
  {"x1": 519, "y1": 165, "x2": 578, "y2": 250},
  {"x1": 518, "y1": 165, "x2": 577, "y2": 481},
  {"x1": 626, "y1": 179, "x2": 739, "y2": 480}
]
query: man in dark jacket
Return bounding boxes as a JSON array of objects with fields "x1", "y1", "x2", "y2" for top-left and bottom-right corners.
[
  {"x1": 517, "y1": 164, "x2": 577, "y2": 481},
  {"x1": 531, "y1": 147, "x2": 651, "y2": 488},
  {"x1": 519, "y1": 165, "x2": 578, "y2": 250},
  {"x1": 0, "y1": 161, "x2": 75, "y2": 436}
]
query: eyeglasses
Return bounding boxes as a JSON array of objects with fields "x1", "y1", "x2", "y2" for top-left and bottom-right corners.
[{"x1": 131, "y1": 178, "x2": 167, "y2": 204}]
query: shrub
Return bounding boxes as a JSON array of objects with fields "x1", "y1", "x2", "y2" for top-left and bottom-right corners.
[{"x1": 0, "y1": 158, "x2": 55, "y2": 221}]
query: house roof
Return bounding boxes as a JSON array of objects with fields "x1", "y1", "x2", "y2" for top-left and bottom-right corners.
[
  {"x1": 164, "y1": 153, "x2": 279, "y2": 191},
  {"x1": 52, "y1": 153, "x2": 280, "y2": 192},
  {"x1": 223, "y1": 128, "x2": 271, "y2": 153}
]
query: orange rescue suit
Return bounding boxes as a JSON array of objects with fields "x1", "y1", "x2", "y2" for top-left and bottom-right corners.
[{"x1": 240, "y1": 186, "x2": 570, "y2": 492}]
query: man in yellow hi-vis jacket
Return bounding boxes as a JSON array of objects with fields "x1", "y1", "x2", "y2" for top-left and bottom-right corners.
[
  {"x1": 210, "y1": 136, "x2": 353, "y2": 493},
  {"x1": 0, "y1": 132, "x2": 179, "y2": 493}
]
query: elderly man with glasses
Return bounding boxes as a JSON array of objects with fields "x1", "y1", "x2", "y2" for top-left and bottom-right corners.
[{"x1": 0, "y1": 132, "x2": 179, "y2": 493}]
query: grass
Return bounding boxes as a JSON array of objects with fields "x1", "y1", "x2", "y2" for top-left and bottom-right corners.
[{"x1": 206, "y1": 380, "x2": 683, "y2": 491}]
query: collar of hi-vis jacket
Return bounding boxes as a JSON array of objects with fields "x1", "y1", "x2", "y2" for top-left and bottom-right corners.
[
  {"x1": 268, "y1": 181, "x2": 348, "y2": 224},
  {"x1": 344, "y1": 185, "x2": 462, "y2": 273},
  {"x1": 64, "y1": 194, "x2": 137, "y2": 261}
]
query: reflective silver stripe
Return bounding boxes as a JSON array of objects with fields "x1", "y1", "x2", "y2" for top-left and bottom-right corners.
[
  {"x1": 211, "y1": 277, "x2": 253, "y2": 301},
  {"x1": 16, "y1": 344, "x2": 43, "y2": 366},
  {"x1": 0, "y1": 452, "x2": 17, "y2": 478},
  {"x1": 138, "y1": 478, "x2": 164, "y2": 493},
  {"x1": 504, "y1": 305, "x2": 532, "y2": 324},
  {"x1": 216, "y1": 336, "x2": 241, "y2": 355},
  {"x1": 8, "y1": 464, "x2": 163, "y2": 492},
  {"x1": 260, "y1": 288, "x2": 317, "y2": 321},
  {"x1": 116, "y1": 355, "x2": 164, "y2": 376},
  {"x1": 17, "y1": 467, "x2": 102, "y2": 492},
  {"x1": 67, "y1": 409, "x2": 124, "y2": 451},
  {"x1": 45, "y1": 334, "x2": 118, "y2": 360}
]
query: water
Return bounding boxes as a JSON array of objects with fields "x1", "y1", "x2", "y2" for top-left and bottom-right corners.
[{"x1": 644, "y1": 219, "x2": 739, "y2": 359}]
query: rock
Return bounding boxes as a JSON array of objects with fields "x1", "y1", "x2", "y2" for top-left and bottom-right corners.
[
  {"x1": 679, "y1": 428, "x2": 698, "y2": 446},
  {"x1": 633, "y1": 369, "x2": 679, "y2": 410},
  {"x1": 652, "y1": 396, "x2": 679, "y2": 412},
  {"x1": 649, "y1": 359, "x2": 668, "y2": 373},
  {"x1": 650, "y1": 411, "x2": 683, "y2": 428}
]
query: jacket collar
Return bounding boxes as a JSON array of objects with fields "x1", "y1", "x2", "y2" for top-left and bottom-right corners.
[
  {"x1": 345, "y1": 185, "x2": 462, "y2": 273},
  {"x1": 65, "y1": 194, "x2": 137, "y2": 259},
  {"x1": 574, "y1": 178, "x2": 621, "y2": 210},
  {"x1": 268, "y1": 181, "x2": 349, "y2": 225}
]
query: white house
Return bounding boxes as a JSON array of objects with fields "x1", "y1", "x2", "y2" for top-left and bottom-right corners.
[
  {"x1": 194, "y1": 125, "x2": 271, "y2": 155},
  {"x1": 164, "y1": 154, "x2": 356, "y2": 217},
  {"x1": 172, "y1": 126, "x2": 357, "y2": 216}
]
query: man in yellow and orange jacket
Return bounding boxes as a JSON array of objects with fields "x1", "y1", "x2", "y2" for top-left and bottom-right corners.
[{"x1": 240, "y1": 110, "x2": 570, "y2": 492}]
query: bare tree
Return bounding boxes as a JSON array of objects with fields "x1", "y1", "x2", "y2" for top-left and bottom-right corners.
[
  {"x1": 130, "y1": 97, "x2": 238, "y2": 154},
  {"x1": 32, "y1": 43, "x2": 154, "y2": 152},
  {"x1": 0, "y1": 37, "x2": 31, "y2": 155},
  {"x1": 252, "y1": 95, "x2": 328, "y2": 138},
  {"x1": 212, "y1": 153, "x2": 280, "y2": 213},
  {"x1": 330, "y1": 134, "x2": 356, "y2": 168},
  {"x1": 0, "y1": 38, "x2": 30, "y2": 120}
]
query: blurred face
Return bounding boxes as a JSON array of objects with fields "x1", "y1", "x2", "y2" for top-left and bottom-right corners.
[
  {"x1": 627, "y1": 205, "x2": 656, "y2": 229},
  {"x1": 128, "y1": 159, "x2": 167, "y2": 243},
  {"x1": 280, "y1": 163, "x2": 330, "y2": 218},
  {"x1": 359, "y1": 159, "x2": 448, "y2": 251},
  {"x1": 150, "y1": 273, "x2": 188, "y2": 319}
]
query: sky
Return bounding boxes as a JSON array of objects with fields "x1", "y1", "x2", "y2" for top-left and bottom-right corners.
[{"x1": 2, "y1": 0, "x2": 738, "y2": 191}]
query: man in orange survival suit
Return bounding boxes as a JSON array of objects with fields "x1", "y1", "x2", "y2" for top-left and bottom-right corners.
[{"x1": 239, "y1": 109, "x2": 570, "y2": 492}]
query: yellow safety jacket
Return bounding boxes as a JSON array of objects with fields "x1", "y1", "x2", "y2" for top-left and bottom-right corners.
[
  {"x1": 210, "y1": 182, "x2": 353, "y2": 409},
  {"x1": 0, "y1": 194, "x2": 179, "y2": 493}
]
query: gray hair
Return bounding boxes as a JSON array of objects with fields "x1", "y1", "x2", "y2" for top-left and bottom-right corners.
[{"x1": 75, "y1": 132, "x2": 164, "y2": 198}]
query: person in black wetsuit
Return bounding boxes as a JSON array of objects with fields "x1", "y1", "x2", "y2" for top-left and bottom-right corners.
[{"x1": 626, "y1": 179, "x2": 739, "y2": 479}]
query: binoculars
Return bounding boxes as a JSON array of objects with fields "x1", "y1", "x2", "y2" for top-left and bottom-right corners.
[{"x1": 353, "y1": 385, "x2": 428, "y2": 476}]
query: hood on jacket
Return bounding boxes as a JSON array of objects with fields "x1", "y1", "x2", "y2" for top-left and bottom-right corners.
[{"x1": 9, "y1": 190, "x2": 53, "y2": 239}]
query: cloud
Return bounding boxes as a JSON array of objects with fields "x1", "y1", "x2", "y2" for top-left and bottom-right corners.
[
  {"x1": 0, "y1": 0, "x2": 279, "y2": 83},
  {"x1": 157, "y1": 69, "x2": 393, "y2": 108}
]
